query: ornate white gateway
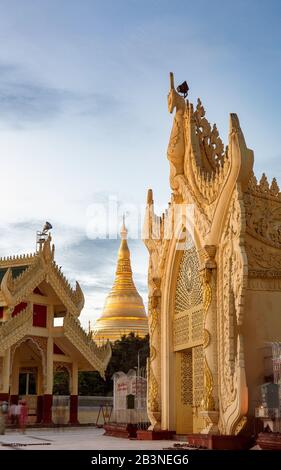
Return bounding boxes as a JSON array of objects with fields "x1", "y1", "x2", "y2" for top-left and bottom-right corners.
[{"x1": 144, "y1": 73, "x2": 281, "y2": 436}]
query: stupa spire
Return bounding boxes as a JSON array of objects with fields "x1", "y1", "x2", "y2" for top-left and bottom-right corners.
[
  {"x1": 112, "y1": 216, "x2": 137, "y2": 293},
  {"x1": 120, "y1": 214, "x2": 127, "y2": 239},
  {"x1": 92, "y1": 218, "x2": 148, "y2": 343}
]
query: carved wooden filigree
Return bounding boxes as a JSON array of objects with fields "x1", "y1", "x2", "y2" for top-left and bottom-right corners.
[
  {"x1": 0, "y1": 236, "x2": 84, "y2": 317},
  {"x1": 174, "y1": 238, "x2": 204, "y2": 350},
  {"x1": 174, "y1": 315, "x2": 189, "y2": 346},
  {"x1": 147, "y1": 366, "x2": 159, "y2": 413},
  {"x1": 246, "y1": 240, "x2": 281, "y2": 270},
  {"x1": 194, "y1": 98, "x2": 226, "y2": 169},
  {"x1": 0, "y1": 304, "x2": 33, "y2": 352},
  {"x1": 181, "y1": 350, "x2": 193, "y2": 406},
  {"x1": 217, "y1": 186, "x2": 248, "y2": 432},
  {"x1": 64, "y1": 312, "x2": 111, "y2": 377},
  {"x1": 0, "y1": 357, "x2": 3, "y2": 391},
  {"x1": 193, "y1": 345, "x2": 204, "y2": 408},
  {"x1": 166, "y1": 74, "x2": 232, "y2": 211},
  {"x1": 244, "y1": 191, "x2": 281, "y2": 250},
  {"x1": 247, "y1": 172, "x2": 281, "y2": 201},
  {"x1": 191, "y1": 309, "x2": 203, "y2": 343},
  {"x1": 175, "y1": 243, "x2": 203, "y2": 313}
]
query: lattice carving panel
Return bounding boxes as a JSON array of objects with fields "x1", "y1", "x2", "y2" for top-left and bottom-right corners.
[
  {"x1": 191, "y1": 309, "x2": 203, "y2": 343},
  {"x1": 173, "y1": 307, "x2": 203, "y2": 349},
  {"x1": 192, "y1": 345, "x2": 204, "y2": 407},
  {"x1": 181, "y1": 350, "x2": 193, "y2": 405},
  {"x1": 0, "y1": 357, "x2": 3, "y2": 390},
  {"x1": 175, "y1": 243, "x2": 203, "y2": 313},
  {"x1": 174, "y1": 316, "x2": 189, "y2": 347}
]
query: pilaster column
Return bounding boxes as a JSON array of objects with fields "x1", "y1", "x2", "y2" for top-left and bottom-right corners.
[
  {"x1": 199, "y1": 246, "x2": 219, "y2": 434},
  {"x1": 2, "y1": 349, "x2": 10, "y2": 395},
  {"x1": 47, "y1": 305, "x2": 54, "y2": 330},
  {"x1": 10, "y1": 362, "x2": 19, "y2": 396},
  {"x1": 46, "y1": 336, "x2": 53, "y2": 394},
  {"x1": 147, "y1": 278, "x2": 161, "y2": 431},
  {"x1": 71, "y1": 362, "x2": 78, "y2": 395},
  {"x1": 69, "y1": 362, "x2": 79, "y2": 424},
  {"x1": 42, "y1": 336, "x2": 53, "y2": 423}
]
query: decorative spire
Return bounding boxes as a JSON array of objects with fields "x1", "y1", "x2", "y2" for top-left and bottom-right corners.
[
  {"x1": 147, "y1": 188, "x2": 154, "y2": 205},
  {"x1": 97, "y1": 222, "x2": 144, "y2": 309},
  {"x1": 170, "y1": 71, "x2": 175, "y2": 90},
  {"x1": 116, "y1": 217, "x2": 132, "y2": 278},
  {"x1": 92, "y1": 217, "x2": 148, "y2": 342},
  {"x1": 120, "y1": 214, "x2": 128, "y2": 240}
]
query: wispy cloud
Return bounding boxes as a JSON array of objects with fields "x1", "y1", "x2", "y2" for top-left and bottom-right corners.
[
  {"x1": 0, "y1": 221, "x2": 148, "y2": 328},
  {"x1": 0, "y1": 83, "x2": 67, "y2": 124},
  {"x1": 55, "y1": 236, "x2": 148, "y2": 327},
  {"x1": 0, "y1": 61, "x2": 119, "y2": 127}
]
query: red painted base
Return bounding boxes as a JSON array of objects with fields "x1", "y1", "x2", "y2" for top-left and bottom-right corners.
[
  {"x1": 42, "y1": 394, "x2": 53, "y2": 424},
  {"x1": 36, "y1": 395, "x2": 43, "y2": 423},
  {"x1": 10, "y1": 395, "x2": 18, "y2": 405},
  {"x1": 256, "y1": 432, "x2": 281, "y2": 450},
  {"x1": 69, "y1": 395, "x2": 79, "y2": 424},
  {"x1": 137, "y1": 430, "x2": 175, "y2": 440},
  {"x1": 0, "y1": 393, "x2": 9, "y2": 401},
  {"x1": 184, "y1": 433, "x2": 253, "y2": 450},
  {"x1": 104, "y1": 423, "x2": 137, "y2": 439}
]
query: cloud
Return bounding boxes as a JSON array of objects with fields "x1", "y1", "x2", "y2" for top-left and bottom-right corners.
[
  {"x1": 0, "y1": 78, "x2": 67, "y2": 126},
  {"x1": 0, "y1": 220, "x2": 148, "y2": 328},
  {"x1": 0, "y1": 61, "x2": 119, "y2": 127},
  {"x1": 55, "y1": 236, "x2": 148, "y2": 327}
]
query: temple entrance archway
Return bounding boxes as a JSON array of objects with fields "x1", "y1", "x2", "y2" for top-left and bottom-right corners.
[{"x1": 171, "y1": 233, "x2": 205, "y2": 434}]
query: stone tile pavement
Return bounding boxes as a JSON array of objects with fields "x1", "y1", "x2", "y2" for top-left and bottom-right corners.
[{"x1": 0, "y1": 427, "x2": 181, "y2": 450}]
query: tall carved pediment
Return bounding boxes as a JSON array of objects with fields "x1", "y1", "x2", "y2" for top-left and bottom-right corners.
[{"x1": 144, "y1": 73, "x2": 281, "y2": 437}]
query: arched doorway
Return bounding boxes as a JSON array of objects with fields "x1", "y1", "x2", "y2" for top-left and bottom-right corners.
[
  {"x1": 10, "y1": 338, "x2": 45, "y2": 424},
  {"x1": 172, "y1": 233, "x2": 205, "y2": 434}
]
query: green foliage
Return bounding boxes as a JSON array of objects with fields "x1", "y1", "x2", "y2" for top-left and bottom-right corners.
[
  {"x1": 53, "y1": 371, "x2": 70, "y2": 395},
  {"x1": 78, "y1": 333, "x2": 149, "y2": 396}
]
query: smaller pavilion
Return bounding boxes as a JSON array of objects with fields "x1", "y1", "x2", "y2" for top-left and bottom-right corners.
[{"x1": 0, "y1": 234, "x2": 111, "y2": 424}]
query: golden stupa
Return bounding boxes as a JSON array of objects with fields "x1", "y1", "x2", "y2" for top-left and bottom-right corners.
[{"x1": 93, "y1": 220, "x2": 148, "y2": 343}]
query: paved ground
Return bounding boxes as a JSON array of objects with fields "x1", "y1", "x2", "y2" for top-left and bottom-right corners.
[{"x1": 0, "y1": 427, "x2": 181, "y2": 450}]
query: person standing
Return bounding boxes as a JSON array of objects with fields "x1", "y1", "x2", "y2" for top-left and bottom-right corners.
[
  {"x1": 15, "y1": 401, "x2": 21, "y2": 427},
  {"x1": 9, "y1": 402, "x2": 17, "y2": 425},
  {"x1": 19, "y1": 400, "x2": 28, "y2": 433},
  {"x1": 0, "y1": 401, "x2": 8, "y2": 435}
]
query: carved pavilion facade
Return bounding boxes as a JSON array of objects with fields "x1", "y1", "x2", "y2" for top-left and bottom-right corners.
[
  {"x1": 0, "y1": 236, "x2": 111, "y2": 424},
  {"x1": 144, "y1": 73, "x2": 281, "y2": 436}
]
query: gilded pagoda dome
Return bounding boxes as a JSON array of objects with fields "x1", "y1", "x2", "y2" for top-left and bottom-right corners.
[{"x1": 92, "y1": 220, "x2": 148, "y2": 343}]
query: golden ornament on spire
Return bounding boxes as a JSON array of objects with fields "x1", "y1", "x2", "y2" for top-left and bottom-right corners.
[{"x1": 92, "y1": 217, "x2": 148, "y2": 343}]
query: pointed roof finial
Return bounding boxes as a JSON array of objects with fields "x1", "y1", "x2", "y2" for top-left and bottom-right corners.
[
  {"x1": 120, "y1": 214, "x2": 128, "y2": 240},
  {"x1": 147, "y1": 188, "x2": 154, "y2": 205},
  {"x1": 170, "y1": 72, "x2": 175, "y2": 90}
]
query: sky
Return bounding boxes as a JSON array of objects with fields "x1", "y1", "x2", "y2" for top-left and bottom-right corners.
[{"x1": 0, "y1": 0, "x2": 280, "y2": 328}]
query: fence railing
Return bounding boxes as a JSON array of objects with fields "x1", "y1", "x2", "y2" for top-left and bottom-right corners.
[{"x1": 52, "y1": 395, "x2": 113, "y2": 408}]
